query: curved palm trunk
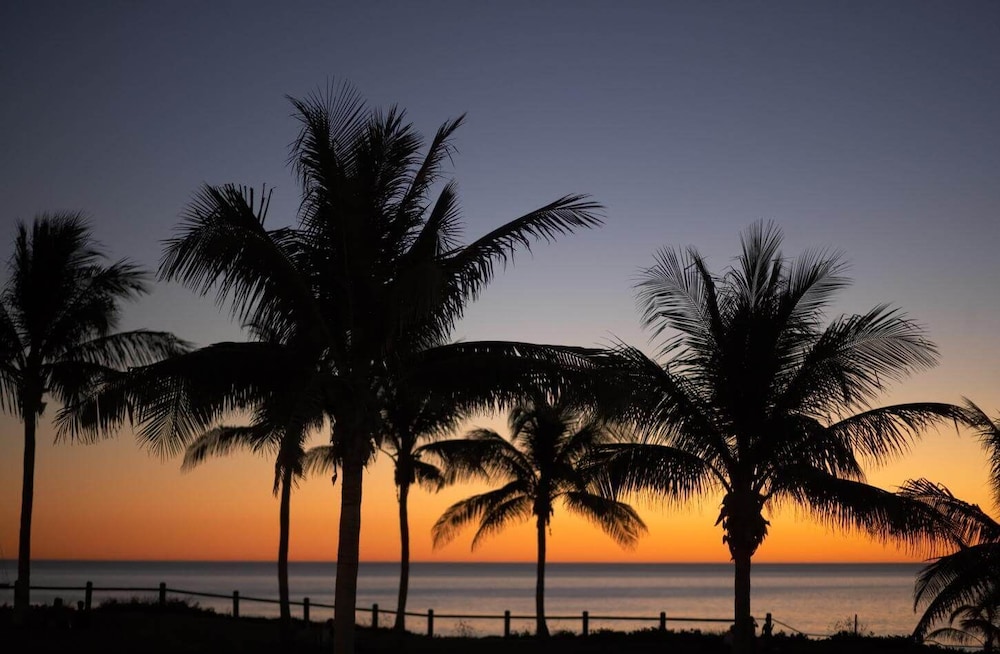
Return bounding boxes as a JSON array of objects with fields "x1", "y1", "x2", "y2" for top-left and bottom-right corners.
[
  {"x1": 535, "y1": 514, "x2": 549, "y2": 638},
  {"x1": 15, "y1": 411, "x2": 37, "y2": 617},
  {"x1": 732, "y1": 546, "x2": 754, "y2": 654},
  {"x1": 393, "y1": 479, "x2": 410, "y2": 631},
  {"x1": 278, "y1": 466, "x2": 293, "y2": 633},
  {"x1": 334, "y1": 449, "x2": 365, "y2": 654}
]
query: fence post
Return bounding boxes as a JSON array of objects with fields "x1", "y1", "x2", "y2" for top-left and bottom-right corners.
[
  {"x1": 84, "y1": 581, "x2": 93, "y2": 611},
  {"x1": 372, "y1": 603, "x2": 379, "y2": 629},
  {"x1": 582, "y1": 610, "x2": 589, "y2": 637},
  {"x1": 427, "y1": 609, "x2": 434, "y2": 637},
  {"x1": 232, "y1": 590, "x2": 239, "y2": 618},
  {"x1": 659, "y1": 611, "x2": 666, "y2": 632},
  {"x1": 158, "y1": 582, "x2": 166, "y2": 607},
  {"x1": 504, "y1": 610, "x2": 511, "y2": 638},
  {"x1": 303, "y1": 597, "x2": 310, "y2": 623},
  {"x1": 854, "y1": 614, "x2": 858, "y2": 636}
]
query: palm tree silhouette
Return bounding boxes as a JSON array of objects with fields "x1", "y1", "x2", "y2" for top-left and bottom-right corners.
[
  {"x1": 0, "y1": 214, "x2": 185, "y2": 615},
  {"x1": 62, "y1": 83, "x2": 602, "y2": 653},
  {"x1": 377, "y1": 381, "x2": 452, "y2": 631},
  {"x1": 181, "y1": 412, "x2": 337, "y2": 629},
  {"x1": 423, "y1": 394, "x2": 646, "y2": 637},
  {"x1": 926, "y1": 600, "x2": 1000, "y2": 651},
  {"x1": 597, "y1": 222, "x2": 965, "y2": 654},
  {"x1": 901, "y1": 402, "x2": 1000, "y2": 644}
]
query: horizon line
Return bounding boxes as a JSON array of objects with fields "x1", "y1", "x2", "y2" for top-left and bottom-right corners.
[{"x1": 19, "y1": 558, "x2": 926, "y2": 566}]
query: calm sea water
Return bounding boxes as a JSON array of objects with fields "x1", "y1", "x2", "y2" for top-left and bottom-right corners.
[{"x1": 0, "y1": 561, "x2": 924, "y2": 637}]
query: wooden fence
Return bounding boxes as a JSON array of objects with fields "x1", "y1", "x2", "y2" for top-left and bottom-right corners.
[{"x1": 2, "y1": 580, "x2": 760, "y2": 638}]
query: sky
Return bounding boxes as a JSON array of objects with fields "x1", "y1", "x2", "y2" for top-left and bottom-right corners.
[{"x1": 1, "y1": 1, "x2": 998, "y2": 565}]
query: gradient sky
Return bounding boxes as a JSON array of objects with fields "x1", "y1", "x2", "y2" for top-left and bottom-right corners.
[{"x1": 1, "y1": 1, "x2": 998, "y2": 564}]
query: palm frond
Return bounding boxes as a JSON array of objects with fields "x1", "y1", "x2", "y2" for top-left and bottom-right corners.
[
  {"x1": 431, "y1": 480, "x2": 528, "y2": 548},
  {"x1": 913, "y1": 545, "x2": 1000, "y2": 637},
  {"x1": 443, "y1": 195, "x2": 603, "y2": 310},
  {"x1": 899, "y1": 478, "x2": 1000, "y2": 547},
  {"x1": 780, "y1": 247, "x2": 849, "y2": 326},
  {"x1": 418, "y1": 429, "x2": 533, "y2": 486},
  {"x1": 160, "y1": 184, "x2": 321, "y2": 341},
  {"x1": 561, "y1": 491, "x2": 647, "y2": 548},
  {"x1": 962, "y1": 400, "x2": 1000, "y2": 509},
  {"x1": 469, "y1": 494, "x2": 534, "y2": 549},
  {"x1": 784, "y1": 307, "x2": 939, "y2": 417},
  {"x1": 56, "y1": 341, "x2": 302, "y2": 453},
  {"x1": 772, "y1": 467, "x2": 954, "y2": 552},
  {"x1": 413, "y1": 459, "x2": 444, "y2": 491},
  {"x1": 396, "y1": 116, "x2": 465, "y2": 226},
  {"x1": 38, "y1": 258, "x2": 150, "y2": 359},
  {"x1": 287, "y1": 80, "x2": 368, "y2": 190},
  {"x1": 731, "y1": 220, "x2": 784, "y2": 309},
  {"x1": 590, "y1": 442, "x2": 719, "y2": 505},
  {"x1": 403, "y1": 340, "x2": 607, "y2": 415},
  {"x1": 636, "y1": 245, "x2": 716, "y2": 357},
  {"x1": 828, "y1": 403, "x2": 968, "y2": 467},
  {"x1": 924, "y1": 626, "x2": 984, "y2": 646},
  {"x1": 301, "y1": 445, "x2": 339, "y2": 481},
  {"x1": 181, "y1": 425, "x2": 277, "y2": 470}
]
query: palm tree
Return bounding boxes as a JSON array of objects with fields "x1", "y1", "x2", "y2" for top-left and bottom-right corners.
[
  {"x1": 597, "y1": 222, "x2": 965, "y2": 654},
  {"x1": 181, "y1": 413, "x2": 337, "y2": 630},
  {"x1": 926, "y1": 601, "x2": 1000, "y2": 651},
  {"x1": 423, "y1": 394, "x2": 647, "y2": 637},
  {"x1": 61, "y1": 83, "x2": 603, "y2": 653},
  {"x1": 0, "y1": 214, "x2": 185, "y2": 614},
  {"x1": 377, "y1": 383, "x2": 452, "y2": 631},
  {"x1": 900, "y1": 402, "x2": 1000, "y2": 644}
]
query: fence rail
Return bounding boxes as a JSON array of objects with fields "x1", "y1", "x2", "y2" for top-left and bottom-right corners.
[{"x1": 0, "y1": 580, "x2": 755, "y2": 637}]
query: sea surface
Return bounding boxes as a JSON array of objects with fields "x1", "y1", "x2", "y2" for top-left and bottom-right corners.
[{"x1": 0, "y1": 561, "x2": 925, "y2": 637}]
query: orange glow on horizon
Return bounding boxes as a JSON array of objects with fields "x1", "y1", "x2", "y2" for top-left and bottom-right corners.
[{"x1": 1, "y1": 410, "x2": 991, "y2": 566}]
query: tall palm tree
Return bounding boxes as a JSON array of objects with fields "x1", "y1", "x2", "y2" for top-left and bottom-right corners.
[
  {"x1": 0, "y1": 214, "x2": 185, "y2": 614},
  {"x1": 597, "y1": 222, "x2": 965, "y2": 654},
  {"x1": 900, "y1": 402, "x2": 1000, "y2": 644},
  {"x1": 181, "y1": 412, "x2": 337, "y2": 629},
  {"x1": 61, "y1": 83, "x2": 603, "y2": 653},
  {"x1": 423, "y1": 394, "x2": 647, "y2": 637}
]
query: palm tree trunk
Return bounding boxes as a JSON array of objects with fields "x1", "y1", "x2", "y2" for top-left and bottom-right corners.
[
  {"x1": 14, "y1": 411, "x2": 37, "y2": 617},
  {"x1": 334, "y1": 449, "x2": 365, "y2": 654},
  {"x1": 393, "y1": 479, "x2": 410, "y2": 632},
  {"x1": 535, "y1": 514, "x2": 549, "y2": 638},
  {"x1": 732, "y1": 546, "x2": 754, "y2": 654},
  {"x1": 278, "y1": 466, "x2": 293, "y2": 633}
]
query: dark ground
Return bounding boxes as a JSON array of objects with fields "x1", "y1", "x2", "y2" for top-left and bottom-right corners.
[{"x1": 0, "y1": 601, "x2": 954, "y2": 654}]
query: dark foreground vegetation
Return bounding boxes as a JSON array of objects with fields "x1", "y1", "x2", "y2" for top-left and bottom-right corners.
[{"x1": 0, "y1": 601, "x2": 955, "y2": 654}]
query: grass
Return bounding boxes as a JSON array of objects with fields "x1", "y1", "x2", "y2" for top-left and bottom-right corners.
[{"x1": 0, "y1": 602, "x2": 954, "y2": 654}]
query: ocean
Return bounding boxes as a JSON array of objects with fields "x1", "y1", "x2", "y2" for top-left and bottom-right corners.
[{"x1": 1, "y1": 561, "x2": 925, "y2": 638}]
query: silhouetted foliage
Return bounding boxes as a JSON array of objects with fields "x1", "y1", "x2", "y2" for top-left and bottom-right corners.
[
  {"x1": 424, "y1": 393, "x2": 646, "y2": 637},
  {"x1": 61, "y1": 81, "x2": 602, "y2": 654},
  {"x1": 594, "y1": 222, "x2": 966, "y2": 654},
  {"x1": 0, "y1": 214, "x2": 186, "y2": 615},
  {"x1": 901, "y1": 401, "x2": 1000, "y2": 646}
]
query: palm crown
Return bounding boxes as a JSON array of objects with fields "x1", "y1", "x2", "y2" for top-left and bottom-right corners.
[
  {"x1": 901, "y1": 401, "x2": 1000, "y2": 642},
  {"x1": 2, "y1": 214, "x2": 186, "y2": 613},
  {"x1": 599, "y1": 222, "x2": 965, "y2": 652},
  {"x1": 423, "y1": 394, "x2": 646, "y2": 636}
]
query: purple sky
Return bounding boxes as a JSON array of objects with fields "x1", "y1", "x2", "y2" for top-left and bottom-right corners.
[{"x1": 2, "y1": 1, "x2": 999, "y2": 529}]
